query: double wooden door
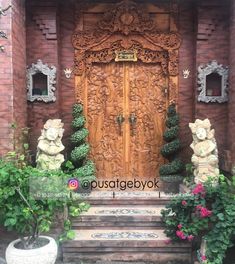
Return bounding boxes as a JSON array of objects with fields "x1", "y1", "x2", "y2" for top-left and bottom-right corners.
[{"x1": 83, "y1": 62, "x2": 168, "y2": 181}]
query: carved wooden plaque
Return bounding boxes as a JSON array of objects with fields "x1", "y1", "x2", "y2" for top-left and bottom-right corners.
[
  {"x1": 73, "y1": 0, "x2": 181, "y2": 184},
  {"x1": 115, "y1": 50, "x2": 137, "y2": 62}
]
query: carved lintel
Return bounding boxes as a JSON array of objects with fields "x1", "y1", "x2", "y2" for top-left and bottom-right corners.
[{"x1": 72, "y1": 1, "x2": 181, "y2": 77}]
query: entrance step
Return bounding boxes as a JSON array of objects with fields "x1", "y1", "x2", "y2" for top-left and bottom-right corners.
[
  {"x1": 62, "y1": 192, "x2": 192, "y2": 263},
  {"x1": 62, "y1": 229, "x2": 192, "y2": 264},
  {"x1": 72, "y1": 205, "x2": 164, "y2": 230},
  {"x1": 79, "y1": 191, "x2": 173, "y2": 206}
]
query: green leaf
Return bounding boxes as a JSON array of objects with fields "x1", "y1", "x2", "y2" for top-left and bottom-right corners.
[
  {"x1": 66, "y1": 230, "x2": 75, "y2": 240},
  {"x1": 4, "y1": 218, "x2": 16, "y2": 226}
]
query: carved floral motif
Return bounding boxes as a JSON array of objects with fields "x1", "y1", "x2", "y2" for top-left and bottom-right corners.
[{"x1": 72, "y1": 0, "x2": 181, "y2": 76}]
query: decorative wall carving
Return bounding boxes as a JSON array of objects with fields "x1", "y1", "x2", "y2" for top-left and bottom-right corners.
[
  {"x1": 72, "y1": 0, "x2": 181, "y2": 77},
  {"x1": 197, "y1": 60, "x2": 229, "y2": 103},
  {"x1": 27, "y1": 60, "x2": 56, "y2": 103}
]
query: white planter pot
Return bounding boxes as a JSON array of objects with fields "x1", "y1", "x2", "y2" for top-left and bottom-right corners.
[{"x1": 5, "y1": 236, "x2": 57, "y2": 264}]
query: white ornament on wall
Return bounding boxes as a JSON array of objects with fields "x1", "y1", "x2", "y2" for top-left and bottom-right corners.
[
  {"x1": 197, "y1": 60, "x2": 229, "y2": 103},
  {"x1": 183, "y1": 69, "x2": 190, "y2": 79},
  {"x1": 27, "y1": 59, "x2": 56, "y2": 103},
  {"x1": 64, "y1": 68, "x2": 73, "y2": 79}
]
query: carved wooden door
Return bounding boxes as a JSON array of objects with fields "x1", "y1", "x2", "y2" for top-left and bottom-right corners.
[
  {"x1": 127, "y1": 63, "x2": 167, "y2": 181},
  {"x1": 85, "y1": 62, "x2": 167, "y2": 181}
]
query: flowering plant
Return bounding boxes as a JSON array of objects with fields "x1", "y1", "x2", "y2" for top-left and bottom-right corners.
[
  {"x1": 161, "y1": 177, "x2": 235, "y2": 264},
  {"x1": 161, "y1": 183, "x2": 212, "y2": 243}
]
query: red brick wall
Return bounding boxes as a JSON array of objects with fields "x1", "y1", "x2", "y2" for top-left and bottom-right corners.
[
  {"x1": 195, "y1": 0, "x2": 230, "y2": 156},
  {"x1": 228, "y1": 0, "x2": 235, "y2": 168},
  {"x1": 58, "y1": 0, "x2": 76, "y2": 159},
  {"x1": 26, "y1": 0, "x2": 60, "y2": 159},
  {"x1": 0, "y1": 0, "x2": 27, "y2": 156},
  {"x1": 178, "y1": 0, "x2": 196, "y2": 163},
  {"x1": 12, "y1": 0, "x2": 27, "y2": 151},
  {"x1": 0, "y1": 0, "x2": 14, "y2": 156}
]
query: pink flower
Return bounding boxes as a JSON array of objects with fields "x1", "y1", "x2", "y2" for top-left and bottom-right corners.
[
  {"x1": 201, "y1": 255, "x2": 207, "y2": 261},
  {"x1": 196, "y1": 205, "x2": 202, "y2": 210},
  {"x1": 164, "y1": 239, "x2": 172, "y2": 245},
  {"x1": 187, "y1": 235, "x2": 194, "y2": 242},
  {"x1": 192, "y1": 183, "x2": 206, "y2": 196},
  {"x1": 200, "y1": 207, "x2": 212, "y2": 218},
  {"x1": 176, "y1": 230, "x2": 186, "y2": 240},
  {"x1": 182, "y1": 200, "x2": 187, "y2": 206},
  {"x1": 177, "y1": 224, "x2": 182, "y2": 229}
]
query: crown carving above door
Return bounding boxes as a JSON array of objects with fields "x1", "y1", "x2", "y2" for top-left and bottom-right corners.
[
  {"x1": 72, "y1": 0, "x2": 181, "y2": 77},
  {"x1": 97, "y1": 0, "x2": 156, "y2": 35}
]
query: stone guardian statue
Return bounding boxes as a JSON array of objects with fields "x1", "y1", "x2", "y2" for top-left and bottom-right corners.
[
  {"x1": 189, "y1": 119, "x2": 219, "y2": 184},
  {"x1": 36, "y1": 119, "x2": 65, "y2": 170}
]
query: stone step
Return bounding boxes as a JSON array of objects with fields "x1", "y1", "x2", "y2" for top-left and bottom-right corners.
[
  {"x1": 72, "y1": 206, "x2": 164, "y2": 229},
  {"x1": 62, "y1": 229, "x2": 192, "y2": 263},
  {"x1": 79, "y1": 191, "x2": 173, "y2": 206}
]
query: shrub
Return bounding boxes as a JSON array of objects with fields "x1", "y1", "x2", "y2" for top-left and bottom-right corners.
[
  {"x1": 67, "y1": 104, "x2": 96, "y2": 185},
  {"x1": 0, "y1": 158, "x2": 89, "y2": 249},
  {"x1": 161, "y1": 177, "x2": 235, "y2": 264},
  {"x1": 159, "y1": 104, "x2": 184, "y2": 182}
]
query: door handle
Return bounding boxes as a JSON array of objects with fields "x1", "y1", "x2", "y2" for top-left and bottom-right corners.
[
  {"x1": 129, "y1": 113, "x2": 137, "y2": 136},
  {"x1": 116, "y1": 114, "x2": 125, "y2": 136}
]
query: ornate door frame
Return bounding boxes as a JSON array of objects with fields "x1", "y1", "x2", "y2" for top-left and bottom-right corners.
[{"x1": 72, "y1": 0, "x2": 181, "y2": 105}]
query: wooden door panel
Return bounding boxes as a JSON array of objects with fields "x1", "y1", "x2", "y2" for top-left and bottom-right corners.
[
  {"x1": 85, "y1": 62, "x2": 167, "y2": 182},
  {"x1": 86, "y1": 63, "x2": 124, "y2": 179},
  {"x1": 128, "y1": 63, "x2": 167, "y2": 180}
]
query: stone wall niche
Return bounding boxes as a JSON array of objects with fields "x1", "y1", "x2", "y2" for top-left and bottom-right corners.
[
  {"x1": 27, "y1": 60, "x2": 56, "y2": 103},
  {"x1": 197, "y1": 60, "x2": 229, "y2": 103}
]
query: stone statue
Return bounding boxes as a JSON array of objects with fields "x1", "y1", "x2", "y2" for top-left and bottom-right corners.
[
  {"x1": 36, "y1": 119, "x2": 65, "y2": 170},
  {"x1": 189, "y1": 119, "x2": 219, "y2": 184}
]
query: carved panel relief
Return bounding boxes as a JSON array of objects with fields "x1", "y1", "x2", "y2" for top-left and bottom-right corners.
[
  {"x1": 72, "y1": 0, "x2": 181, "y2": 79},
  {"x1": 128, "y1": 63, "x2": 166, "y2": 180},
  {"x1": 86, "y1": 63, "x2": 124, "y2": 179}
]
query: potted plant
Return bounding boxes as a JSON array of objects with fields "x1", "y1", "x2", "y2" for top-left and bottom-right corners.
[
  {"x1": 0, "y1": 156, "x2": 87, "y2": 264},
  {"x1": 159, "y1": 104, "x2": 184, "y2": 193},
  {"x1": 63, "y1": 103, "x2": 96, "y2": 192}
]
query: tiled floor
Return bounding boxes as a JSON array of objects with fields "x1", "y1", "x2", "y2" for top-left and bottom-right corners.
[
  {"x1": 82, "y1": 205, "x2": 163, "y2": 216},
  {"x1": 73, "y1": 229, "x2": 166, "y2": 241}
]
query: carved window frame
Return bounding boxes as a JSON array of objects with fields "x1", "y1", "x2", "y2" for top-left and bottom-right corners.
[
  {"x1": 27, "y1": 59, "x2": 56, "y2": 103},
  {"x1": 197, "y1": 60, "x2": 229, "y2": 103}
]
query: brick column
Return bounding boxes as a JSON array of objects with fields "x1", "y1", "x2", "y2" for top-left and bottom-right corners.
[
  {"x1": 228, "y1": 0, "x2": 235, "y2": 169},
  {"x1": 0, "y1": 0, "x2": 27, "y2": 156}
]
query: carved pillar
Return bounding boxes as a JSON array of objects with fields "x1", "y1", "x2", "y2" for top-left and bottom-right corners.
[{"x1": 228, "y1": 0, "x2": 235, "y2": 170}]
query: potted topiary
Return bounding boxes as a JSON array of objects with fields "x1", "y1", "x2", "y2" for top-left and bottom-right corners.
[
  {"x1": 63, "y1": 103, "x2": 96, "y2": 192},
  {"x1": 0, "y1": 156, "x2": 86, "y2": 264},
  {"x1": 159, "y1": 104, "x2": 184, "y2": 193}
]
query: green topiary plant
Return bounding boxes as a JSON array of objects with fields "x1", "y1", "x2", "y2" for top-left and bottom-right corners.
[
  {"x1": 159, "y1": 104, "x2": 184, "y2": 182},
  {"x1": 68, "y1": 104, "x2": 96, "y2": 185}
]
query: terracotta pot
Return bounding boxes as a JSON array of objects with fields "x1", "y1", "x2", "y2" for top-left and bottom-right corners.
[{"x1": 5, "y1": 236, "x2": 57, "y2": 264}]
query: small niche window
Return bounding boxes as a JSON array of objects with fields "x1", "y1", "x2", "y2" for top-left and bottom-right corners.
[
  {"x1": 198, "y1": 60, "x2": 228, "y2": 103},
  {"x1": 27, "y1": 60, "x2": 56, "y2": 103},
  {"x1": 32, "y1": 72, "x2": 48, "y2": 96},
  {"x1": 206, "y1": 73, "x2": 222, "y2": 96}
]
